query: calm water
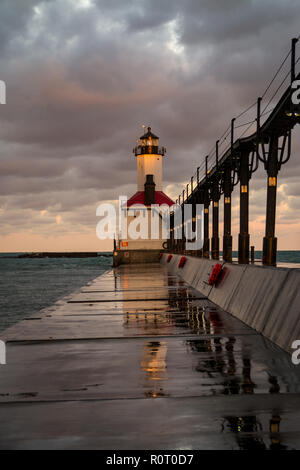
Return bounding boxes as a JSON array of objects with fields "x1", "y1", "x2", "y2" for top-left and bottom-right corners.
[
  {"x1": 0, "y1": 253, "x2": 113, "y2": 333},
  {"x1": 231, "y1": 250, "x2": 300, "y2": 264},
  {"x1": 0, "y1": 251, "x2": 299, "y2": 334}
]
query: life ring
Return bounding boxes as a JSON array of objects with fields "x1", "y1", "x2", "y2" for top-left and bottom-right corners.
[
  {"x1": 208, "y1": 263, "x2": 222, "y2": 285},
  {"x1": 178, "y1": 256, "x2": 187, "y2": 268},
  {"x1": 162, "y1": 241, "x2": 168, "y2": 249}
]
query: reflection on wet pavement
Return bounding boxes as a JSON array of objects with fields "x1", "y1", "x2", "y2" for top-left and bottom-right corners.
[
  {"x1": 141, "y1": 341, "x2": 168, "y2": 398},
  {"x1": 117, "y1": 265, "x2": 300, "y2": 449},
  {"x1": 1, "y1": 263, "x2": 300, "y2": 449}
]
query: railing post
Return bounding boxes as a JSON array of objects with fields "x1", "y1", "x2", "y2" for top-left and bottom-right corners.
[
  {"x1": 191, "y1": 195, "x2": 196, "y2": 257},
  {"x1": 185, "y1": 185, "x2": 190, "y2": 255},
  {"x1": 190, "y1": 177, "x2": 195, "y2": 256},
  {"x1": 203, "y1": 156, "x2": 210, "y2": 258},
  {"x1": 175, "y1": 197, "x2": 179, "y2": 253},
  {"x1": 203, "y1": 189, "x2": 210, "y2": 258},
  {"x1": 223, "y1": 163, "x2": 232, "y2": 262},
  {"x1": 194, "y1": 188, "x2": 204, "y2": 258},
  {"x1": 223, "y1": 119, "x2": 234, "y2": 263},
  {"x1": 238, "y1": 148, "x2": 250, "y2": 264},
  {"x1": 181, "y1": 190, "x2": 185, "y2": 254},
  {"x1": 211, "y1": 142, "x2": 220, "y2": 260},
  {"x1": 251, "y1": 245, "x2": 255, "y2": 264},
  {"x1": 291, "y1": 37, "x2": 298, "y2": 84},
  {"x1": 169, "y1": 210, "x2": 174, "y2": 252},
  {"x1": 263, "y1": 134, "x2": 279, "y2": 266},
  {"x1": 211, "y1": 178, "x2": 220, "y2": 260}
]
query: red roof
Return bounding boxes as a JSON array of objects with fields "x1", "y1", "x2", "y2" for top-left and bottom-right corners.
[{"x1": 127, "y1": 191, "x2": 174, "y2": 207}]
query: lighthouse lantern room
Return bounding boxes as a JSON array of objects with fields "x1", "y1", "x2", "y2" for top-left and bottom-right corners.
[{"x1": 134, "y1": 127, "x2": 166, "y2": 191}]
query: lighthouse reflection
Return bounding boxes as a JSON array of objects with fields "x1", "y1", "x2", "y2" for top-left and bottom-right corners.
[{"x1": 140, "y1": 341, "x2": 168, "y2": 398}]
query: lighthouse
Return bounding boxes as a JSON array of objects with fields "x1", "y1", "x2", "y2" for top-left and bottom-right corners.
[
  {"x1": 113, "y1": 127, "x2": 174, "y2": 265},
  {"x1": 136, "y1": 126, "x2": 164, "y2": 191}
]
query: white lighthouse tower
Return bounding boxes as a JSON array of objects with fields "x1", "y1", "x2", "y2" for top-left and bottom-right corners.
[
  {"x1": 114, "y1": 126, "x2": 174, "y2": 265},
  {"x1": 136, "y1": 127, "x2": 164, "y2": 191}
]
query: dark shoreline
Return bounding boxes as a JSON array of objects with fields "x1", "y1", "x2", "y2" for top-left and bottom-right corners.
[{"x1": 16, "y1": 252, "x2": 112, "y2": 259}]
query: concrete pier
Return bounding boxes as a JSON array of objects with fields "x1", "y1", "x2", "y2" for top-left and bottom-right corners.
[{"x1": 1, "y1": 263, "x2": 300, "y2": 449}]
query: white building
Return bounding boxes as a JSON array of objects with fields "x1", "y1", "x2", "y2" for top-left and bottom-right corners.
[{"x1": 114, "y1": 127, "x2": 174, "y2": 264}]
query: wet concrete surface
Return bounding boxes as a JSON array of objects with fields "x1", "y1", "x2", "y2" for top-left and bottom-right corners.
[{"x1": 1, "y1": 263, "x2": 300, "y2": 449}]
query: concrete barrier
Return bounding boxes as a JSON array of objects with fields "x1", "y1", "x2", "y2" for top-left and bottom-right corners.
[
  {"x1": 192, "y1": 259, "x2": 216, "y2": 297},
  {"x1": 160, "y1": 253, "x2": 168, "y2": 265},
  {"x1": 160, "y1": 253, "x2": 177, "y2": 272},
  {"x1": 262, "y1": 269, "x2": 300, "y2": 353},
  {"x1": 226, "y1": 265, "x2": 290, "y2": 331},
  {"x1": 161, "y1": 255, "x2": 215, "y2": 296},
  {"x1": 165, "y1": 254, "x2": 179, "y2": 274},
  {"x1": 160, "y1": 254, "x2": 300, "y2": 354},
  {"x1": 208, "y1": 263, "x2": 247, "y2": 311},
  {"x1": 163, "y1": 254, "x2": 196, "y2": 282},
  {"x1": 175, "y1": 256, "x2": 202, "y2": 285}
]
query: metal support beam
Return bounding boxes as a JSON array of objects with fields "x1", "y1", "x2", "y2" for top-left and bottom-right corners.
[
  {"x1": 203, "y1": 188, "x2": 210, "y2": 258},
  {"x1": 181, "y1": 190, "x2": 185, "y2": 254},
  {"x1": 191, "y1": 196, "x2": 196, "y2": 256},
  {"x1": 194, "y1": 189, "x2": 204, "y2": 258},
  {"x1": 211, "y1": 142, "x2": 220, "y2": 260},
  {"x1": 223, "y1": 119, "x2": 235, "y2": 263},
  {"x1": 203, "y1": 156, "x2": 210, "y2": 258},
  {"x1": 169, "y1": 211, "x2": 174, "y2": 252},
  {"x1": 175, "y1": 197, "x2": 180, "y2": 253},
  {"x1": 263, "y1": 134, "x2": 279, "y2": 266},
  {"x1": 211, "y1": 178, "x2": 220, "y2": 260},
  {"x1": 238, "y1": 149, "x2": 250, "y2": 264},
  {"x1": 251, "y1": 246, "x2": 255, "y2": 264},
  {"x1": 291, "y1": 37, "x2": 298, "y2": 84},
  {"x1": 223, "y1": 164, "x2": 232, "y2": 263}
]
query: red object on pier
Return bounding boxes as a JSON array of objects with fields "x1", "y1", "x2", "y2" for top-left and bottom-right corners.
[
  {"x1": 208, "y1": 263, "x2": 222, "y2": 285},
  {"x1": 158, "y1": 253, "x2": 163, "y2": 260},
  {"x1": 167, "y1": 254, "x2": 173, "y2": 263},
  {"x1": 178, "y1": 256, "x2": 187, "y2": 268}
]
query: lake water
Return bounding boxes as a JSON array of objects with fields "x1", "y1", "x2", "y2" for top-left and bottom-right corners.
[
  {"x1": 0, "y1": 253, "x2": 113, "y2": 332},
  {"x1": 0, "y1": 250, "x2": 299, "y2": 333}
]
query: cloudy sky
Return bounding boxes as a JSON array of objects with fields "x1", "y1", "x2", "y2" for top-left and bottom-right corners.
[{"x1": 0, "y1": 0, "x2": 299, "y2": 252}]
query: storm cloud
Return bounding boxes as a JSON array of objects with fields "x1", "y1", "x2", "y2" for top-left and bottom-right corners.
[{"x1": 0, "y1": 0, "x2": 299, "y2": 251}]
